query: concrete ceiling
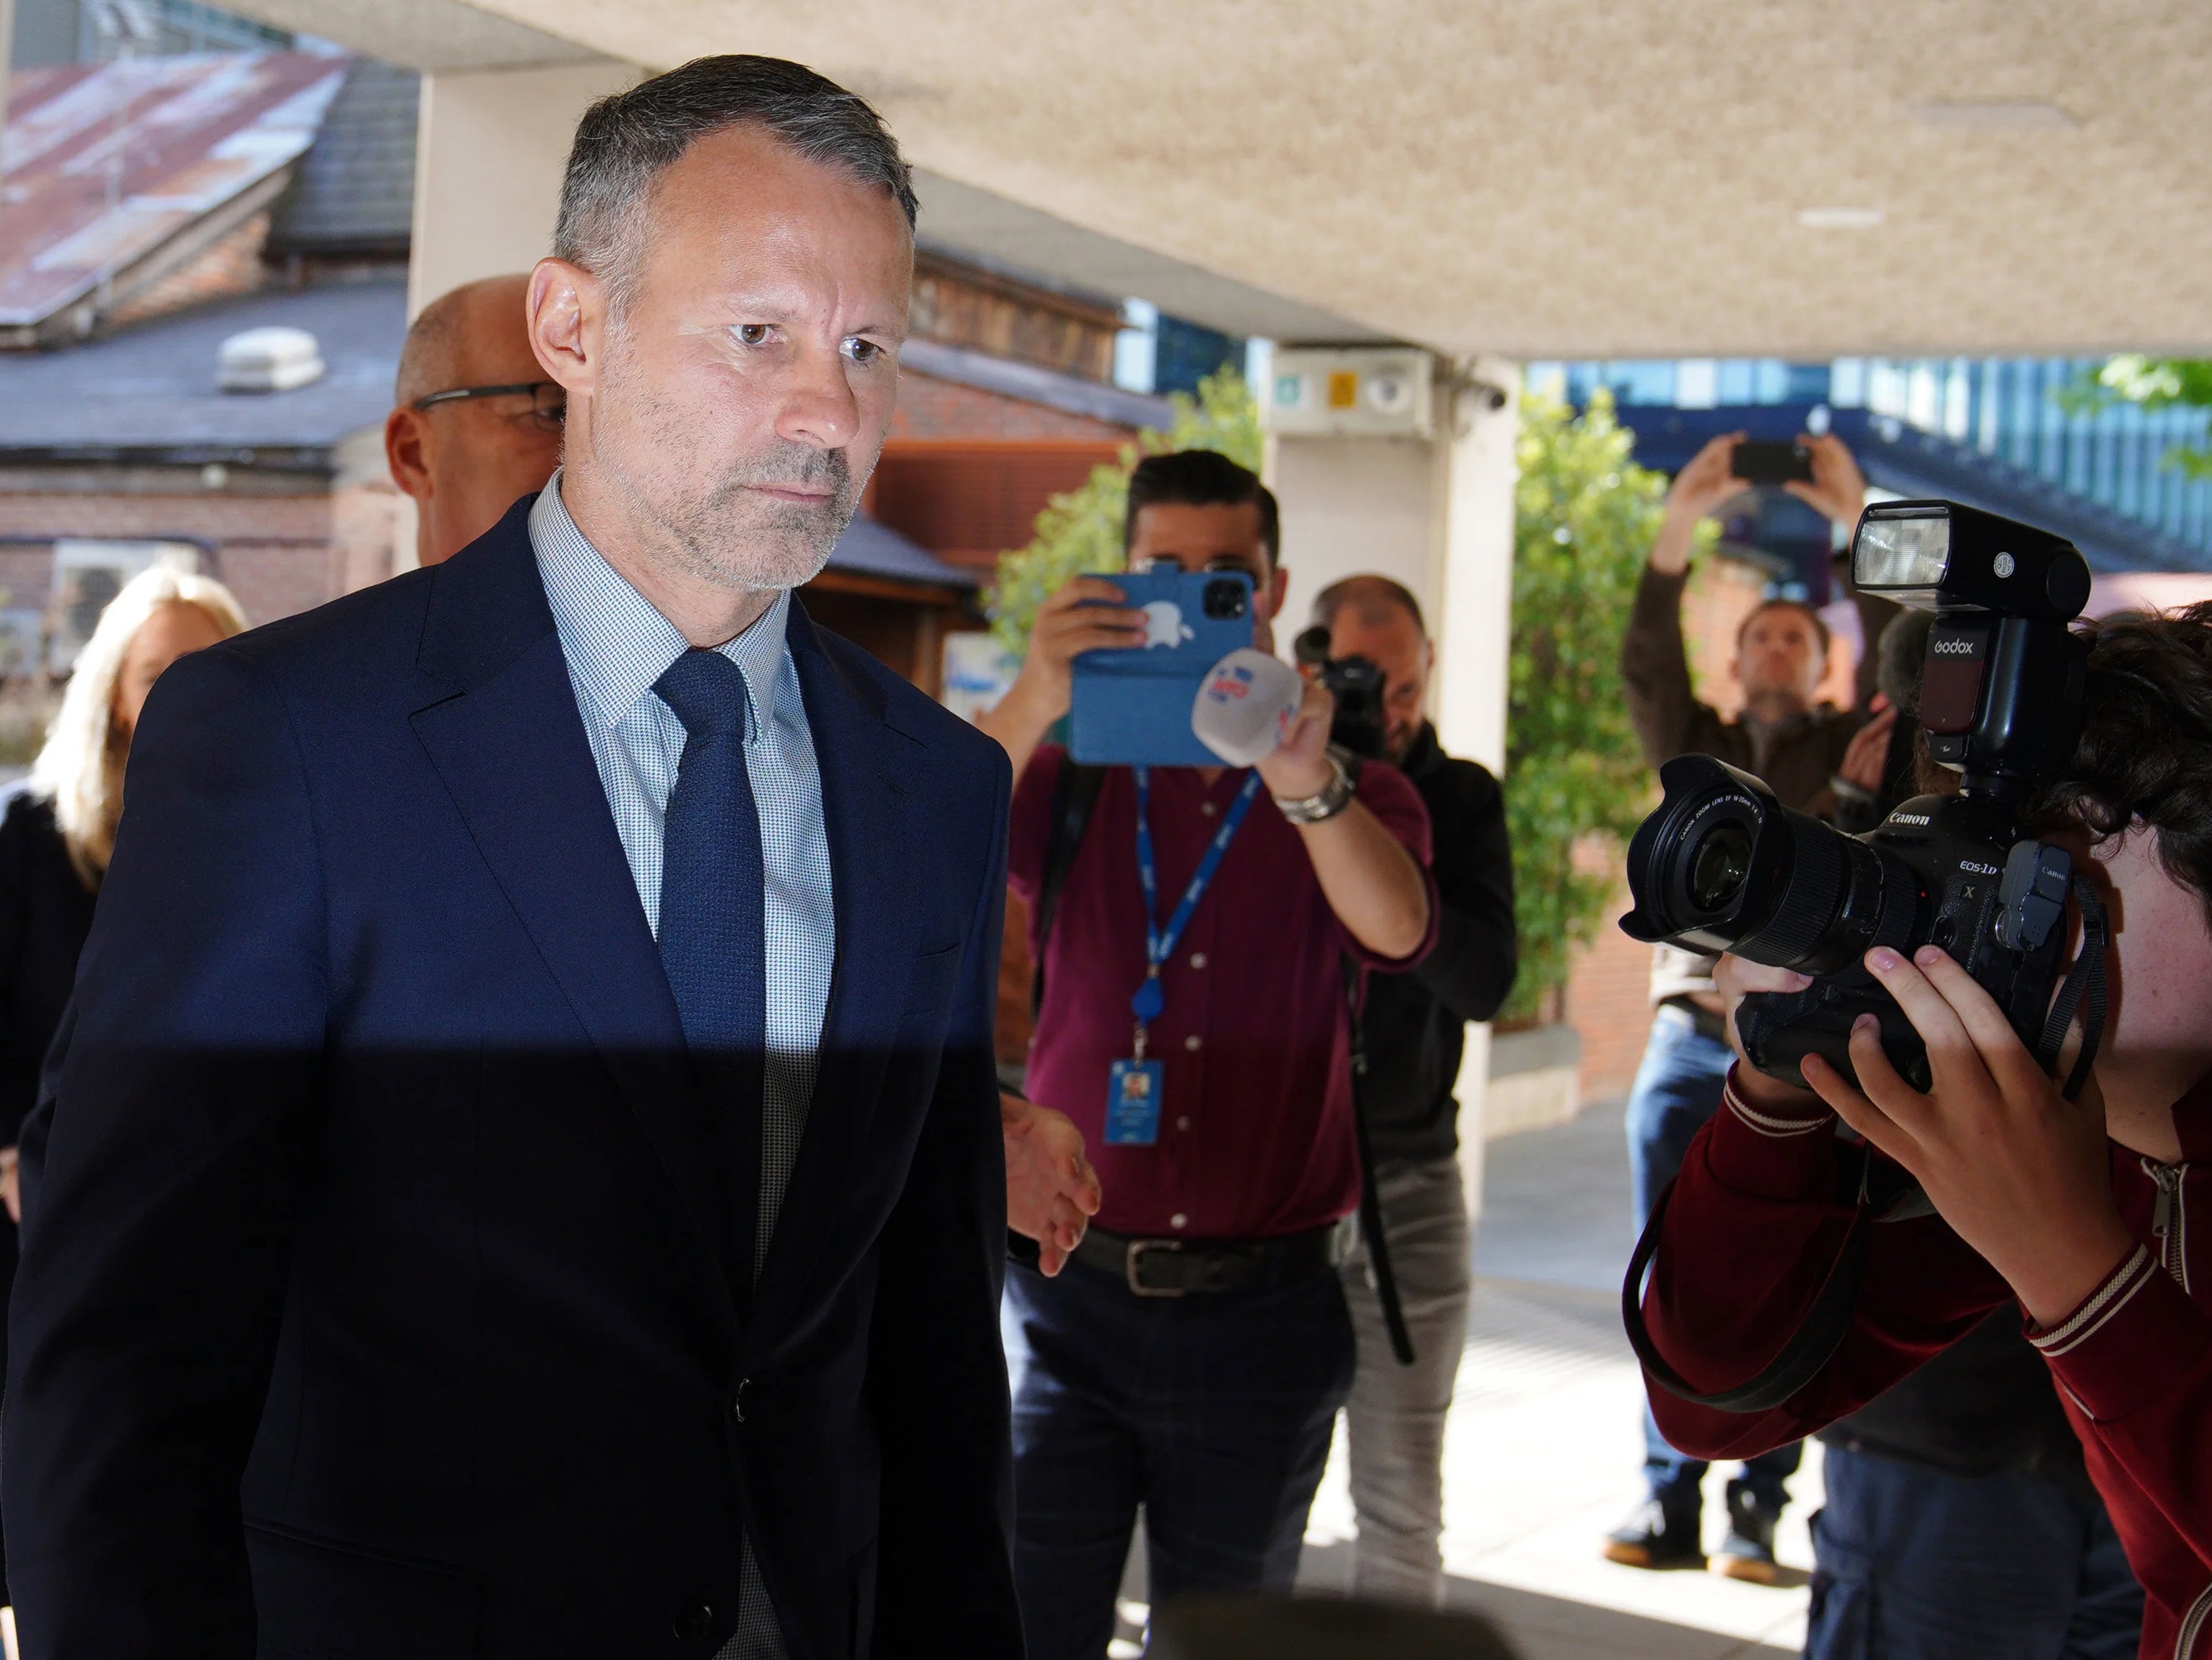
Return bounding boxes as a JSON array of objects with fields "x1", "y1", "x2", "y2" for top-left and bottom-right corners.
[{"x1": 206, "y1": 0, "x2": 2212, "y2": 358}]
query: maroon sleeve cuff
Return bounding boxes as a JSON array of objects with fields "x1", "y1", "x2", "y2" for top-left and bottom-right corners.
[
  {"x1": 2034, "y1": 1245, "x2": 2212, "y2": 1422},
  {"x1": 1340, "y1": 763, "x2": 1441, "y2": 970},
  {"x1": 1701, "y1": 1065, "x2": 1838, "y2": 1199}
]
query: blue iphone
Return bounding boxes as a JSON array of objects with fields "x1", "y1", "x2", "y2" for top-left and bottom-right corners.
[{"x1": 1067, "y1": 568, "x2": 1255, "y2": 767}]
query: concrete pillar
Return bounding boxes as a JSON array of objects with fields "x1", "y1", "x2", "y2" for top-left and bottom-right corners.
[
  {"x1": 1265, "y1": 357, "x2": 1522, "y2": 1214},
  {"x1": 407, "y1": 58, "x2": 637, "y2": 320}
]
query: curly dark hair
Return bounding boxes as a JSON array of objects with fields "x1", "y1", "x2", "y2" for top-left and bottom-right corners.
[{"x1": 2018, "y1": 601, "x2": 2212, "y2": 913}]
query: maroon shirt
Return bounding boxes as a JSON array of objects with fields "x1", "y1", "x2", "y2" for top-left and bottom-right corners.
[{"x1": 1010, "y1": 746, "x2": 1436, "y2": 1241}]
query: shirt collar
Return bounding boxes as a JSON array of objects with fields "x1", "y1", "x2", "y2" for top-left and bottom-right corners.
[{"x1": 530, "y1": 469, "x2": 793, "y2": 742}]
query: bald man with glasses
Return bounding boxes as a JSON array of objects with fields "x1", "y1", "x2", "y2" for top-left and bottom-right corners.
[{"x1": 384, "y1": 274, "x2": 570, "y2": 568}]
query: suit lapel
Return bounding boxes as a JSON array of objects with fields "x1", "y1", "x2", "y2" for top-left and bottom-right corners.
[
  {"x1": 407, "y1": 502, "x2": 738, "y2": 1320},
  {"x1": 752, "y1": 602, "x2": 923, "y2": 1331}
]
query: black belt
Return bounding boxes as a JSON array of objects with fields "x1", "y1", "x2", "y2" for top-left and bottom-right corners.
[{"x1": 1070, "y1": 1222, "x2": 1345, "y2": 1298}]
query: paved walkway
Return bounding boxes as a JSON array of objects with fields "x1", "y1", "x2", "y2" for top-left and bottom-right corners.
[{"x1": 1299, "y1": 1096, "x2": 1823, "y2": 1659}]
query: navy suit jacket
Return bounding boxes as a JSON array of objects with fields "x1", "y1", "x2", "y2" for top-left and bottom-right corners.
[{"x1": 1, "y1": 500, "x2": 1021, "y2": 1660}]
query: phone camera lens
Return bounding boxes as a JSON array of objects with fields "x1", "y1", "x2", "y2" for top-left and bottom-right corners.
[{"x1": 1202, "y1": 578, "x2": 1247, "y2": 621}]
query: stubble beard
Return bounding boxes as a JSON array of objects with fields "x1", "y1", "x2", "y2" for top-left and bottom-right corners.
[{"x1": 591, "y1": 353, "x2": 866, "y2": 596}]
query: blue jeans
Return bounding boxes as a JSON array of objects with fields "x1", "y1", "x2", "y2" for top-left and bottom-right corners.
[
  {"x1": 1626, "y1": 1008, "x2": 1802, "y2": 1515},
  {"x1": 1003, "y1": 1255, "x2": 1356, "y2": 1660},
  {"x1": 1806, "y1": 1446, "x2": 2143, "y2": 1659}
]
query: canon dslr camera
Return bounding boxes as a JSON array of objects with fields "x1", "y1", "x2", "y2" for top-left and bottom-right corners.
[{"x1": 1620, "y1": 500, "x2": 2093, "y2": 1090}]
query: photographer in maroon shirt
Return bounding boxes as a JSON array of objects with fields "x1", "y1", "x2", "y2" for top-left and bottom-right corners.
[
  {"x1": 976, "y1": 451, "x2": 1436, "y2": 1659},
  {"x1": 1639, "y1": 604, "x2": 2212, "y2": 1660}
]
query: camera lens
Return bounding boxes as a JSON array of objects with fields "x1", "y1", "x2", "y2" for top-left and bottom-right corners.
[
  {"x1": 1202, "y1": 578, "x2": 1248, "y2": 621},
  {"x1": 1687, "y1": 822, "x2": 1753, "y2": 911},
  {"x1": 1622, "y1": 755, "x2": 1922, "y2": 974}
]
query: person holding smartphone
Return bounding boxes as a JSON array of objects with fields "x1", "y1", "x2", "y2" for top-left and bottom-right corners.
[
  {"x1": 974, "y1": 450, "x2": 1436, "y2": 1659},
  {"x1": 1605, "y1": 430, "x2": 1879, "y2": 1577}
]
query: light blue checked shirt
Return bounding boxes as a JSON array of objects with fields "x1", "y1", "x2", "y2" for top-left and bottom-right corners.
[
  {"x1": 532, "y1": 476, "x2": 830, "y2": 1660},
  {"x1": 530, "y1": 474, "x2": 834, "y2": 1267}
]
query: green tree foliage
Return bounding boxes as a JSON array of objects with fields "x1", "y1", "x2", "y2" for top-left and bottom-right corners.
[
  {"x1": 1502, "y1": 388, "x2": 1676, "y2": 1023},
  {"x1": 2071, "y1": 356, "x2": 2212, "y2": 480},
  {"x1": 985, "y1": 370, "x2": 1263, "y2": 656}
]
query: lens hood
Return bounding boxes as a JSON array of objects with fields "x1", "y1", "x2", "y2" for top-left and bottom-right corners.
[{"x1": 1621, "y1": 755, "x2": 1792, "y2": 954}]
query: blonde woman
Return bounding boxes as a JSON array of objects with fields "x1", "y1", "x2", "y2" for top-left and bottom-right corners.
[{"x1": 0, "y1": 565, "x2": 246, "y2": 1222}]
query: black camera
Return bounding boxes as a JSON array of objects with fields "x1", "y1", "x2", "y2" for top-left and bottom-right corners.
[
  {"x1": 1621, "y1": 501, "x2": 2094, "y2": 1090},
  {"x1": 1293, "y1": 625, "x2": 1389, "y2": 759}
]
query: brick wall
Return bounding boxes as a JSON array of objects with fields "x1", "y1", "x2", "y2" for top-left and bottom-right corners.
[
  {"x1": 0, "y1": 479, "x2": 399, "y2": 628},
  {"x1": 1564, "y1": 876, "x2": 1653, "y2": 1101}
]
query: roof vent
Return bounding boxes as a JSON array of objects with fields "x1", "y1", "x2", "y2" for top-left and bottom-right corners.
[{"x1": 219, "y1": 326, "x2": 324, "y2": 394}]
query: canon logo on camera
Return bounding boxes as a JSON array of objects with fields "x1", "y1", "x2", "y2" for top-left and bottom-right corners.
[{"x1": 1930, "y1": 636, "x2": 1979, "y2": 656}]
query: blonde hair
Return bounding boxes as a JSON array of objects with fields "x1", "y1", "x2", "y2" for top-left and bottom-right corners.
[{"x1": 30, "y1": 563, "x2": 248, "y2": 887}]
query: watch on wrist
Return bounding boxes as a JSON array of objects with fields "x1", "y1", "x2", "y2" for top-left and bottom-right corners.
[{"x1": 1273, "y1": 749, "x2": 1355, "y2": 825}]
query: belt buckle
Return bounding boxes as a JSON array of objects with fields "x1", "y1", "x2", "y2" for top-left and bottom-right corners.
[{"x1": 1125, "y1": 1238, "x2": 1186, "y2": 1298}]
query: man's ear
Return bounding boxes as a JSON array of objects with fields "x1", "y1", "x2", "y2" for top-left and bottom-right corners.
[
  {"x1": 385, "y1": 407, "x2": 432, "y2": 501},
  {"x1": 529, "y1": 257, "x2": 600, "y2": 399},
  {"x1": 1263, "y1": 563, "x2": 1290, "y2": 620}
]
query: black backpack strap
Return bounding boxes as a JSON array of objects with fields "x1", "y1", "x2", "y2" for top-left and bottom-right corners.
[{"x1": 1031, "y1": 761, "x2": 1108, "y2": 1020}]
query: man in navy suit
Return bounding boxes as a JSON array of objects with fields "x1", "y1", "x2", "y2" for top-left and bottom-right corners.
[{"x1": 4, "y1": 56, "x2": 1021, "y2": 1660}]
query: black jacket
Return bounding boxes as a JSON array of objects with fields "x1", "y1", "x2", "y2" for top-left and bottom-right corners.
[
  {"x1": 0, "y1": 790, "x2": 95, "y2": 1149},
  {"x1": 1360, "y1": 723, "x2": 1517, "y2": 1163},
  {"x1": 4, "y1": 500, "x2": 1022, "y2": 1660},
  {"x1": 1818, "y1": 1308, "x2": 2092, "y2": 1495}
]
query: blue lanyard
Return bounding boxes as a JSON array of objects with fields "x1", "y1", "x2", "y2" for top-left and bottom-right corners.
[{"x1": 1131, "y1": 766, "x2": 1263, "y2": 1034}]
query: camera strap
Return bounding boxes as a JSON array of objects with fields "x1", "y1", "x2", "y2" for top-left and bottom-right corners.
[
  {"x1": 1341, "y1": 954, "x2": 1416, "y2": 1368},
  {"x1": 2035, "y1": 872, "x2": 2112, "y2": 1104},
  {"x1": 1621, "y1": 873, "x2": 2115, "y2": 1415},
  {"x1": 1620, "y1": 1163, "x2": 1881, "y2": 1415}
]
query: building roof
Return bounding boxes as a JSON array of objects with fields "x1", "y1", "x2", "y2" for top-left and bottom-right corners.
[
  {"x1": 0, "y1": 277, "x2": 403, "y2": 463},
  {"x1": 1, "y1": 51, "x2": 350, "y2": 336},
  {"x1": 267, "y1": 58, "x2": 418, "y2": 255},
  {"x1": 828, "y1": 515, "x2": 979, "y2": 590},
  {"x1": 901, "y1": 336, "x2": 1170, "y2": 433}
]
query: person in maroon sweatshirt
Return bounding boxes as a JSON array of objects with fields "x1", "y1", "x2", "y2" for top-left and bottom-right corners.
[{"x1": 1638, "y1": 601, "x2": 2212, "y2": 1660}]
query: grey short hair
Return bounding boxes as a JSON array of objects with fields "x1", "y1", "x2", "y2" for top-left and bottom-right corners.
[{"x1": 553, "y1": 56, "x2": 917, "y2": 312}]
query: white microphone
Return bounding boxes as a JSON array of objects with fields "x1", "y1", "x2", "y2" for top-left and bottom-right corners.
[{"x1": 1190, "y1": 647, "x2": 1304, "y2": 768}]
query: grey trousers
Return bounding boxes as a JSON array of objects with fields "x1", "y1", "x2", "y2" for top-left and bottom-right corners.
[{"x1": 1338, "y1": 1155, "x2": 1473, "y2": 1606}]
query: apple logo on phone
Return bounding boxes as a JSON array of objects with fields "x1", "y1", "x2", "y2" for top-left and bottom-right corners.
[{"x1": 1141, "y1": 600, "x2": 1195, "y2": 650}]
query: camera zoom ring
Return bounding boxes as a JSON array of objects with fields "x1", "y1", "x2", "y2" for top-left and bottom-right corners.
[{"x1": 1750, "y1": 816, "x2": 1845, "y2": 968}]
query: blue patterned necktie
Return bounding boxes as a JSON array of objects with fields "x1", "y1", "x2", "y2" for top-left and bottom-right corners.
[{"x1": 654, "y1": 648, "x2": 767, "y2": 1303}]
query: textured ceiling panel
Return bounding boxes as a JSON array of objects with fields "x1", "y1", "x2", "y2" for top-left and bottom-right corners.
[{"x1": 209, "y1": 0, "x2": 2212, "y2": 357}]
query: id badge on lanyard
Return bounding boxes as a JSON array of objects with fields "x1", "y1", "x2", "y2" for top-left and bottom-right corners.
[{"x1": 1103, "y1": 767, "x2": 1263, "y2": 1147}]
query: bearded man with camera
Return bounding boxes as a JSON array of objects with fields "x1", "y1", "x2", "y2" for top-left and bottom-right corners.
[
  {"x1": 1628, "y1": 501, "x2": 2212, "y2": 1660},
  {"x1": 1308, "y1": 575, "x2": 1517, "y2": 1607}
]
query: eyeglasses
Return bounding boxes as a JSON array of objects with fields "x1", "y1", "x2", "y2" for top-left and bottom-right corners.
[{"x1": 411, "y1": 381, "x2": 566, "y2": 433}]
